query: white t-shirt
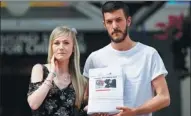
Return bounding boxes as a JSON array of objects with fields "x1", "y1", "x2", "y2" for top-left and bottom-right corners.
[{"x1": 83, "y1": 42, "x2": 168, "y2": 116}]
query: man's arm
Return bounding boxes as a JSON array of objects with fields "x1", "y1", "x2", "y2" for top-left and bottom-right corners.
[
  {"x1": 133, "y1": 74, "x2": 170, "y2": 114},
  {"x1": 116, "y1": 74, "x2": 170, "y2": 116}
]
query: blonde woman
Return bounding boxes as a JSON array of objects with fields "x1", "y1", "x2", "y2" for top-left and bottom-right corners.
[{"x1": 27, "y1": 26, "x2": 88, "y2": 116}]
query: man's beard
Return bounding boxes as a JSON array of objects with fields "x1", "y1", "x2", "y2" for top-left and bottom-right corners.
[{"x1": 109, "y1": 26, "x2": 128, "y2": 43}]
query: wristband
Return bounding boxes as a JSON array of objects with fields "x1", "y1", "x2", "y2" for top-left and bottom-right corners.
[
  {"x1": 45, "y1": 79, "x2": 53, "y2": 84},
  {"x1": 50, "y1": 72, "x2": 57, "y2": 77},
  {"x1": 44, "y1": 81, "x2": 52, "y2": 88}
]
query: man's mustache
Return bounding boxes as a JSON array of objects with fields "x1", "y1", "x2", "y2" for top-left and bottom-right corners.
[{"x1": 112, "y1": 29, "x2": 122, "y2": 35}]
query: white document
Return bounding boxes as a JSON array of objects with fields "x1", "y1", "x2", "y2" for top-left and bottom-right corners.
[{"x1": 87, "y1": 66, "x2": 124, "y2": 115}]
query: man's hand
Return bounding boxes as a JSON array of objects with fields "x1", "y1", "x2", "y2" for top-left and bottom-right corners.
[{"x1": 114, "y1": 106, "x2": 136, "y2": 116}]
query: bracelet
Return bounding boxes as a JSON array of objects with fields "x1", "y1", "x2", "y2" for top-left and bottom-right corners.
[
  {"x1": 45, "y1": 79, "x2": 53, "y2": 84},
  {"x1": 44, "y1": 81, "x2": 52, "y2": 88},
  {"x1": 49, "y1": 72, "x2": 57, "y2": 78}
]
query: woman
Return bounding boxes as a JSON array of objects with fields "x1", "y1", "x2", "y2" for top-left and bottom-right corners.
[{"x1": 27, "y1": 26, "x2": 88, "y2": 116}]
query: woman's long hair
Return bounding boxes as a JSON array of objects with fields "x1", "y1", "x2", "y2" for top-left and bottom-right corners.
[{"x1": 47, "y1": 26, "x2": 87, "y2": 108}]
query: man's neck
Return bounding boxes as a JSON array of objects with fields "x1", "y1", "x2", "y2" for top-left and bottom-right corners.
[{"x1": 111, "y1": 35, "x2": 136, "y2": 51}]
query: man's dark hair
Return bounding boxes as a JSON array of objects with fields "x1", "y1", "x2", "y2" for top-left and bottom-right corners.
[{"x1": 101, "y1": 1, "x2": 130, "y2": 18}]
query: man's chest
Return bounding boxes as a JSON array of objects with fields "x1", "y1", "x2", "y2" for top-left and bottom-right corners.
[{"x1": 93, "y1": 55, "x2": 150, "y2": 82}]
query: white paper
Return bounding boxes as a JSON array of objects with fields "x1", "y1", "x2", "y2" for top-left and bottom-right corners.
[{"x1": 87, "y1": 66, "x2": 124, "y2": 115}]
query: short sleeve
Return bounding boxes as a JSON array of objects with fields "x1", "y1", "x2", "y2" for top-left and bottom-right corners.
[
  {"x1": 27, "y1": 65, "x2": 48, "y2": 96},
  {"x1": 151, "y1": 50, "x2": 168, "y2": 81},
  {"x1": 27, "y1": 82, "x2": 43, "y2": 96},
  {"x1": 83, "y1": 53, "x2": 95, "y2": 78}
]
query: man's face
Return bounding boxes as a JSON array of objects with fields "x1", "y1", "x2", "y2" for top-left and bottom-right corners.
[{"x1": 103, "y1": 9, "x2": 131, "y2": 43}]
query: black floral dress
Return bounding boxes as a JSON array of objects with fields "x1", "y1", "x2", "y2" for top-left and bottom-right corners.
[{"x1": 27, "y1": 65, "x2": 87, "y2": 116}]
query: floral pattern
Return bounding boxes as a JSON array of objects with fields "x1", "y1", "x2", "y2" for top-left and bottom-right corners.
[{"x1": 27, "y1": 65, "x2": 87, "y2": 116}]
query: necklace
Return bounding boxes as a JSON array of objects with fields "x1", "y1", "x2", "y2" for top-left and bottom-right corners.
[
  {"x1": 53, "y1": 74, "x2": 71, "y2": 90},
  {"x1": 58, "y1": 73, "x2": 71, "y2": 81}
]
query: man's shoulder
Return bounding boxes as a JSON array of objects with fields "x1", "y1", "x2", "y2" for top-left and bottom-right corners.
[
  {"x1": 138, "y1": 42, "x2": 157, "y2": 54},
  {"x1": 89, "y1": 45, "x2": 110, "y2": 57}
]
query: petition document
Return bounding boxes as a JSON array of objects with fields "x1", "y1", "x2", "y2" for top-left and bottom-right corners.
[{"x1": 87, "y1": 66, "x2": 124, "y2": 115}]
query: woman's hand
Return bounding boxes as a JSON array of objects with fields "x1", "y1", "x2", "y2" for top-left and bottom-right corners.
[
  {"x1": 91, "y1": 113, "x2": 109, "y2": 116},
  {"x1": 83, "y1": 105, "x2": 109, "y2": 116},
  {"x1": 50, "y1": 54, "x2": 58, "y2": 72},
  {"x1": 48, "y1": 54, "x2": 58, "y2": 80},
  {"x1": 83, "y1": 105, "x2": 88, "y2": 111}
]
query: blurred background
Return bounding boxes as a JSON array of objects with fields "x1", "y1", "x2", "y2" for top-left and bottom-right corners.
[{"x1": 0, "y1": 1, "x2": 190, "y2": 116}]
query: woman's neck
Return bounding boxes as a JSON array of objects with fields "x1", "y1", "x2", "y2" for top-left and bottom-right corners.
[{"x1": 56, "y1": 60, "x2": 70, "y2": 76}]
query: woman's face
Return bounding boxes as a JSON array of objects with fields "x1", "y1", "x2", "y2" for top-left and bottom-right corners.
[{"x1": 52, "y1": 34, "x2": 74, "y2": 62}]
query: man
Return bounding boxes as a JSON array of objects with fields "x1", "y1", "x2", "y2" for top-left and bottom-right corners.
[{"x1": 83, "y1": 1, "x2": 170, "y2": 116}]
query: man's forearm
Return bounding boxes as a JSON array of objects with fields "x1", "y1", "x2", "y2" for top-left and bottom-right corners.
[{"x1": 133, "y1": 95, "x2": 170, "y2": 115}]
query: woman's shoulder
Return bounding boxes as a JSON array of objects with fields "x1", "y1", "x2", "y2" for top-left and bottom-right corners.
[
  {"x1": 43, "y1": 63, "x2": 50, "y2": 71},
  {"x1": 30, "y1": 63, "x2": 44, "y2": 83},
  {"x1": 32, "y1": 63, "x2": 43, "y2": 72},
  {"x1": 31, "y1": 63, "x2": 51, "y2": 71}
]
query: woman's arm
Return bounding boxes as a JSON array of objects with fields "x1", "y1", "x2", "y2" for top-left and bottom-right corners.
[{"x1": 27, "y1": 64, "x2": 55, "y2": 110}]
